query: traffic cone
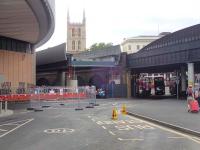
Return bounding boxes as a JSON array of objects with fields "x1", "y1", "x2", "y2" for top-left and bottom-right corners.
[
  {"x1": 121, "y1": 104, "x2": 127, "y2": 115},
  {"x1": 112, "y1": 107, "x2": 118, "y2": 120}
]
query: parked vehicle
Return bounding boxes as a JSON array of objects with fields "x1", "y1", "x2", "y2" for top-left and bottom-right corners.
[{"x1": 96, "y1": 88, "x2": 106, "y2": 98}]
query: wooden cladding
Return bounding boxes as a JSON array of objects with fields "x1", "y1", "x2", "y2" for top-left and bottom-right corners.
[{"x1": 0, "y1": 50, "x2": 35, "y2": 87}]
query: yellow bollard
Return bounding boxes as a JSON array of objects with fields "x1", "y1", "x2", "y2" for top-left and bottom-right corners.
[
  {"x1": 112, "y1": 107, "x2": 118, "y2": 120},
  {"x1": 121, "y1": 104, "x2": 127, "y2": 115}
]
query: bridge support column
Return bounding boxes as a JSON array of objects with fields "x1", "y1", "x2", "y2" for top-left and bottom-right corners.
[
  {"x1": 188, "y1": 63, "x2": 194, "y2": 86},
  {"x1": 181, "y1": 66, "x2": 186, "y2": 95},
  {"x1": 57, "y1": 71, "x2": 66, "y2": 86},
  {"x1": 126, "y1": 70, "x2": 131, "y2": 98},
  {"x1": 131, "y1": 74, "x2": 138, "y2": 97}
]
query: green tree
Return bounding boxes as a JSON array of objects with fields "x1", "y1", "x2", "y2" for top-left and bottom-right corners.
[{"x1": 89, "y1": 42, "x2": 113, "y2": 51}]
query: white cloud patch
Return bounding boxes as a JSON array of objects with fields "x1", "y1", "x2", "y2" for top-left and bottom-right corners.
[{"x1": 37, "y1": 0, "x2": 200, "y2": 51}]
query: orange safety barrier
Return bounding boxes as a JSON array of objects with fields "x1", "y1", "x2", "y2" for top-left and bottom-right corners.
[{"x1": 0, "y1": 92, "x2": 87, "y2": 102}]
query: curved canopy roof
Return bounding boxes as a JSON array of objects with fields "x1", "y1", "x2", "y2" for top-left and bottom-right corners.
[{"x1": 0, "y1": 0, "x2": 55, "y2": 47}]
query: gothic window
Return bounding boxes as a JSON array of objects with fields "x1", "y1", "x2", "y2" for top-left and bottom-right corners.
[
  {"x1": 78, "y1": 28, "x2": 81, "y2": 37},
  {"x1": 78, "y1": 41, "x2": 81, "y2": 50},
  {"x1": 72, "y1": 28, "x2": 75, "y2": 37},
  {"x1": 72, "y1": 41, "x2": 75, "y2": 50}
]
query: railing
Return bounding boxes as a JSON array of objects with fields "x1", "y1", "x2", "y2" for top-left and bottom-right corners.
[
  {"x1": 0, "y1": 86, "x2": 96, "y2": 102},
  {"x1": 0, "y1": 86, "x2": 97, "y2": 113}
]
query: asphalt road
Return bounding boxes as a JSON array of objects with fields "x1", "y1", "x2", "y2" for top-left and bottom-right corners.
[{"x1": 0, "y1": 99, "x2": 200, "y2": 150}]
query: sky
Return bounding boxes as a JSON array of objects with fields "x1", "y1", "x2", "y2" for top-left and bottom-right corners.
[{"x1": 37, "y1": 0, "x2": 200, "y2": 51}]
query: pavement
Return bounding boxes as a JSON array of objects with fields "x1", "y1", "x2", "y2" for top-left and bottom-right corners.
[
  {"x1": 127, "y1": 98, "x2": 200, "y2": 136},
  {"x1": 0, "y1": 110, "x2": 13, "y2": 117}
]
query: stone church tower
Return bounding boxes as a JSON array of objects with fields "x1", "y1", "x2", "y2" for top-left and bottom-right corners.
[{"x1": 67, "y1": 10, "x2": 86, "y2": 54}]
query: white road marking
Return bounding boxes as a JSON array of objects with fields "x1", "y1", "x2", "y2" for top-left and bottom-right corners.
[
  {"x1": 127, "y1": 116, "x2": 200, "y2": 144},
  {"x1": 0, "y1": 118, "x2": 34, "y2": 138},
  {"x1": 19, "y1": 111, "x2": 30, "y2": 114},
  {"x1": 118, "y1": 137, "x2": 144, "y2": 141},
  {"x1": 0, "y1": 128, "x2": 7, "y2": 132},
  {"x1": 88, "y1": 116, "x2": 91, "y2": 118},
  {"x1": 52, "y1": 114, "x2": 63, "y2": 118},
  {"x1": 109, "y1": 131, "x2": 116, "y2": 136},
  {"x1": 168, "y1": 136, "x2": 185, "y2": 139},
  {"x1": 102, "y1": 126, "x2": 107, "y2": 130},
  {"x1": 91, "y1": 118, "x2": 96, "y2": 122},
  {"x1": 112, "y1": 103, "x2": 118, "y2": 106},
  {"x1": 2, "y1": 123, "x2": 20, "y2": 126},
  {"x1": 0, "y1": 119, "x2": 33, "y2": 127},
  {"x1": 96, "y1": 121, "x2": 104, "y2": 125},
  {"x1": 44, "y1": 128, "x2": 74, "y2": 134}
]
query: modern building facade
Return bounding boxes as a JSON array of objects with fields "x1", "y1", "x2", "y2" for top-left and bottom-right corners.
[
  {"x1": 67, "y1": 10, "x2": 86, "y2": 54},
  {"x1": 121, "y1": 33, "x2": 170, "y2": 54},
  {"x1": 0, "y1": 0, "x2": 55, "y2": 89}
]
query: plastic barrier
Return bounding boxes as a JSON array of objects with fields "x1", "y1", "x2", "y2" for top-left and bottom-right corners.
[{"x1": 0, "y1": 86, "x2": 95, "y2": 103}]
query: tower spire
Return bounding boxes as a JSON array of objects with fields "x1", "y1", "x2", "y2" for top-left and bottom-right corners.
[
  {"x1": 82, "y1": 9, "x2": 86, "y2": 24},
  {"x1": 67, "y1": 8, "x2": 70, "y2": 24}
]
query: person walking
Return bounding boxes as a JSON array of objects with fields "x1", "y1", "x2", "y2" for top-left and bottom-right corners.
[{"x1": 186, "y1": 85, "x2": 194, "y2": 112}]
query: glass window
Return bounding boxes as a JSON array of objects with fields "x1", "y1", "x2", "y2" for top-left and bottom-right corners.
[
  {"x1": 6, "y1": 39, "x2": 11, "y2": 50},
  {"x1": 72, "y1": 41, "x2": 75, "y2": 50},
  {"x1": 78, "y1": 28, "x2": 81, "y2": 37},
  {"x1": 72, "y1": 28, "x2": 75, "y2": 37},
  {"x1": 11, "y1": 40, "x2": 16, "y2": 51},
  {"x1": 78, "y1": 41, "x2": 81, "y2": 50},
  {"x1": 154, "y1": 73, "x2": 158, "y2": 76},
  {"x1": 136, "y1": 45, "x2": 140, "y2": 50}
]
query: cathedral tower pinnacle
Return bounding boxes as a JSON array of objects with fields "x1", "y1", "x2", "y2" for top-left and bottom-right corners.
[{"x1": 66, "y1": 9, "x2": 86, "y2": 54}]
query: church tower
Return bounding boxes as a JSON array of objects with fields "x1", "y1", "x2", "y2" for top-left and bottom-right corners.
[{"x1": 67, "y1": 10, "x2": 86, "y2": 54}]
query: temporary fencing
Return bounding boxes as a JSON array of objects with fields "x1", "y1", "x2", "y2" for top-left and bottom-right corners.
[{"x1": 0, "y1": 86, "x2": 97, "y2": 110}]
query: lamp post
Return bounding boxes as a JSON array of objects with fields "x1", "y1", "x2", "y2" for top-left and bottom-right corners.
[{"x1": 176, "y1": 71, "x2": 179, "y2": 100}]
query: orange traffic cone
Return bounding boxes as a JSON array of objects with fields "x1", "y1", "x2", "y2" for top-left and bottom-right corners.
[
  {"x1": 112, "y1": 107, "x2": 118, "y2": 120},
  {"x1": 121, "y1": 104, "x2": 127, "y2": 115}
]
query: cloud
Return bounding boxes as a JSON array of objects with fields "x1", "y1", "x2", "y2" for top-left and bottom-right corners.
[{"x1": 37, "y1": 0, "x2": 200, "y2": 51}]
